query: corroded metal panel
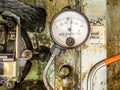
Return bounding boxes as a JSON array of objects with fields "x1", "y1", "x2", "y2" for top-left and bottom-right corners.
[
  {"x1": 81, "y1": 0, "x2": 107, "y2": 90},
  {"x1": 107, "y1": 0, "x2": 120, "y2": 90}
]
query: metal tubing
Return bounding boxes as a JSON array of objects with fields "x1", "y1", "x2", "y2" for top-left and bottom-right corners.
[
  {"x1": 43, "y1": 53, "x2": 55, "y2": 90},
  {"x1": 87, "y1": 61, "x2": 105, "y2": 90},
  {"x1": 43, "y1": 45, "x2": 61, "y2": 90},
  {"x1": 87, "y1": 53, "x2": 120, "y2": 90}
]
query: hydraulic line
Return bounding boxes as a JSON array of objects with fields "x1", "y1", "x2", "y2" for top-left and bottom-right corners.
[
  {"x1": 43, "y1": 53, "x2": 54, "y2": 90},
  {"x1": 87, "y1": 53, "x2": 120, "y2": 90}
]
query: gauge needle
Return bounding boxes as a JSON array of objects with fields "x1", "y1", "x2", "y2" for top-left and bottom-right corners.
[{"x1": 67, "y1": 18, "x2": 72, "y2": 37}]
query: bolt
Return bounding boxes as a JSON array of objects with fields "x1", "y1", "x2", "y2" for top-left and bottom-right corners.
[{"x1": 59, "y1": 65, "x2": 72, "y2": 79}]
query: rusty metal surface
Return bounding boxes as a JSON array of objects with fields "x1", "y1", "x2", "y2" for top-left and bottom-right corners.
[{"x1": 107, "y1": 0, "x2": 120, "y2": 90}]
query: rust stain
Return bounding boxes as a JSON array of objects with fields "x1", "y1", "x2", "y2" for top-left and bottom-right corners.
[
  {"x1": 82, "y1": 64, "x2": 93, "y2": 81},
  {"x1": 82, "y1": 72, "x2": 88, "y2": 81},
  {"x1": 82, "y1": 44, "x2": 88, "y2": 49}
]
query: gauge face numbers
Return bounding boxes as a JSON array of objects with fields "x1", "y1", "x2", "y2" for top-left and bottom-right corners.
[{"x1": 50, "y1": 10, "x2": 90, "y2": 48}]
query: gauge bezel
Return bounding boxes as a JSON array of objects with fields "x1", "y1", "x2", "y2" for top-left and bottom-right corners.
[{"x1": 50, "y1": 9, "x2": 90, "y2": 49}]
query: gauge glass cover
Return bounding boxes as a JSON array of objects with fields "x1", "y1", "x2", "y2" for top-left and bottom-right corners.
[{"x1": 50, "y1": 10, "x2": 90, "y2": 48}]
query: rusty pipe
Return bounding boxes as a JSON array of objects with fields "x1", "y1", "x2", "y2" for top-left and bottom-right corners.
[{"x1": 87, "y1": 54, "x2": 120, "y2": 90}]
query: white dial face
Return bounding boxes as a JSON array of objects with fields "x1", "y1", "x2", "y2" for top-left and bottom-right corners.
[{"x1": 50, "y1": 10, "x2": 90, "y2": 48}]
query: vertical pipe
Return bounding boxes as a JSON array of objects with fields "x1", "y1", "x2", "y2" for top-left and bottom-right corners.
[{"x1": 75, "y1": 0, "x2": 81, "y2": 10}]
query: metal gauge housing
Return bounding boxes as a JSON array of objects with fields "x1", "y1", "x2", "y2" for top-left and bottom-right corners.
[{"x1": 50, "y1": 9, "x2": 90, "y2": 49}]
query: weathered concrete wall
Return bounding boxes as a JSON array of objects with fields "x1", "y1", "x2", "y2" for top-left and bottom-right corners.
[{"x1": 107, "y1": 0, "x2": 120, "y2": 90}]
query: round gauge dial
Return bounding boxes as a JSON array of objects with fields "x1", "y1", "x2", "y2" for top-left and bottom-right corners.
[{"x1": 50, "y1": 9, "x2": 90, "y2": 49}]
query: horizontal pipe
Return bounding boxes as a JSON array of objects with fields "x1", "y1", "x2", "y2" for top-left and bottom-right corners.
[{"x1": 104, "y1": 53, "x2": 120, "y2": 65}]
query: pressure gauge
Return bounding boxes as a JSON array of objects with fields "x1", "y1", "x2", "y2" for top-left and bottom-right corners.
[{"x1": 50, "y1": 9, "x2": 90, "y2": 49}]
